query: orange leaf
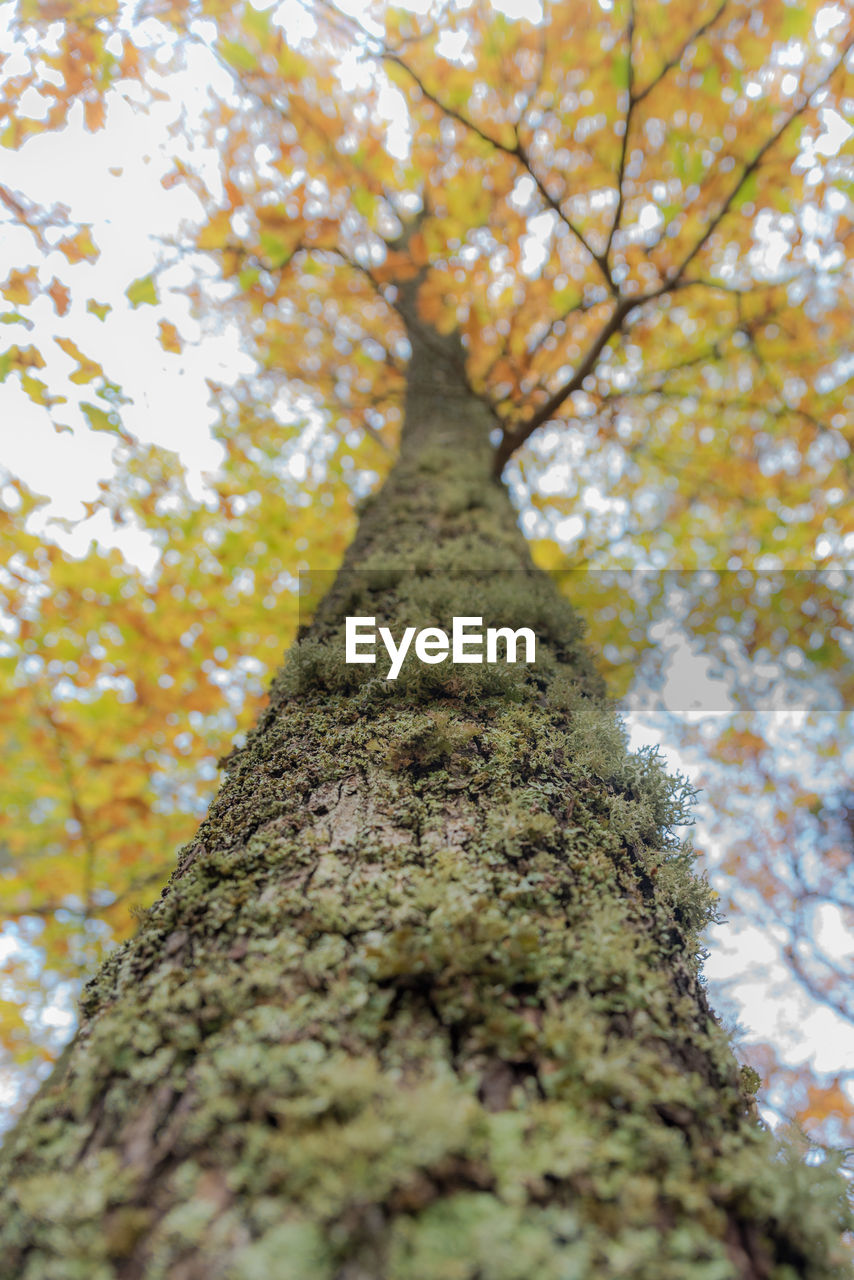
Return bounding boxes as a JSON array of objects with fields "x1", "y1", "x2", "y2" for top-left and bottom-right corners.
[
  {"x1": 83, "y1": 98, "x2": 106, "y2": 132},
  {"x1": 158, "y1": 320, "x2": 183, "y2": 354},
  {"x1": 47, "y1": 277, "x2": 70, "y2": 316}
]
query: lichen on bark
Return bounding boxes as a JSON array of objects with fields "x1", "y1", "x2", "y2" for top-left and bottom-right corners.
[{"x1": 0, "y1": 307, "x2": 849, "y2": 1280}]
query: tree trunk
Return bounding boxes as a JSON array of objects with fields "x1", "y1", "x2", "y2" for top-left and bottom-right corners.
[{"x1": 0, "y1": 303, "x2": 848, "y2": 1280}]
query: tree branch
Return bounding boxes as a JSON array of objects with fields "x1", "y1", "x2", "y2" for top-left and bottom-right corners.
[
  {"x1": 632, "y1": 0, "x2": 729, "y2": 106},
  {"x1": 604, "y1": 2, "x2": 731, "y2": 266},
  {"x1": 492, "y1": 295, "x2": 640, "y2": 475},
  {"x1": 670, "y1": 39, "x2": 853, "y2": 284},
  {"x1": 39, "y1": 701, "x2": 97, "y2": 924},
  {"x1": 512, "y1": 135, "x2": 613, "y2": 283},
  {"x1": 382, "y1": 50, "x2": 613, "y2": 285},
  {"x1": 493, "y1": 36, "x2": 853, "y2": 474},
  {"x1": 604, "y1": 0, "x2": 635, "y2": 264}
]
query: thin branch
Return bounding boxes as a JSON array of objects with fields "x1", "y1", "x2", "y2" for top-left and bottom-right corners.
[
  {"x1": 10, "y1": 868, "x2": 168, "y2": 924},
  {"x1": 604, "y1": 0, "x2": 635, "y2": 264},
  {"x1": 382, "y1": 50, "x2": 612, "y2": 284},
  {"x1": 624, "y1": 440, "x2": 778, "y2": 512},
  {"x1": 675, "y1": 276, "x2": 786, "y2": 296},
  {"x1": 345, "y1": 410, "x2": 392, "y2": 454},
  {"x1": 521, "y1": 295, "x2": 601, "y2": 366},
  {"x1": 513, "y1": 134, "x2": 612, "y2": 282},
  {"x1": 605, "y1": 2, "x2": 730, "y2": 263},
  {"x1": 511, "y1": 23, "x2": 548, "y2": 126},
  {"x1": 382, "y1": 49, "x2": 508, "y2": 153},
  {"x1": 784, "y1": 937, "x2": 854, "y2": 1024},
  {"x1": 495, "y1": 37, "x2": 853, "y2": 472},
  {"x1": 632, "y1": 0, "x2": 728, "y2": 106},
  {"x1": 38, "y1": 702, "x2": 97, "y2": 923},
  {"x1": 492, "y1": 295, "x2": 639, "y2": 475},
  {"x1": 195, "y1": 21, "x2": 403, "y2": 226},
  {"x1": 670, "y1": 39, "x2": 853, "y2": 284},
  {"x1": 493, "y1": 275, "x2": 680, "y2": 475},
  {"x1": 612, "y1": 386, "x2": 832, "y2": 441}
]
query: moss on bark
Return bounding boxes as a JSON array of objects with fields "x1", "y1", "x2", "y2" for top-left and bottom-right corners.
[{"x1": 0, "y1": 309, "x2": 849, "y2": 1280}]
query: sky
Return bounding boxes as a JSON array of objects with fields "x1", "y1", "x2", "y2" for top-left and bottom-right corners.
[
  {"x1": 1, "y1": 0, "x2": 853, "y2": 1127},
  {"x1": 1, "y1": 11, "x2": 246, "y2": 565}
]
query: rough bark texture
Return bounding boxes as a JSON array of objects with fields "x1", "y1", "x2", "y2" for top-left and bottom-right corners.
[{"x1": 0, "y1": 303, "x2": 849, "y2": 1279}]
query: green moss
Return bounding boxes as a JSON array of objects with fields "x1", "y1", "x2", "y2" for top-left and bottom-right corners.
[
  {"x1": 227, "y1": 1221, "x2": 334, "y2": 1280},
  {"x1": 740, "y1": 1065, "x2": 762, "y2": 1097}
]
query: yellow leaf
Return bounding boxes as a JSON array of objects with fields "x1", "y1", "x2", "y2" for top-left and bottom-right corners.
[
  {"x1": 197, "y1": 211, "x2": 233, "y2": 251},
  {"x1": 1, "y1": 267, "x2": 38, "y2": 307}
]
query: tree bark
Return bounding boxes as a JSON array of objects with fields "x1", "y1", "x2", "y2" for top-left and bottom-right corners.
[{"x1": 0, "y1": 304, "x2": 849, "y2": 1280}]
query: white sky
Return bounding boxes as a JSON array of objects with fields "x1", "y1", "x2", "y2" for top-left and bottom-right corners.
[{"x1": 0, "y1": 24, "x2": 252, "y2": 563}]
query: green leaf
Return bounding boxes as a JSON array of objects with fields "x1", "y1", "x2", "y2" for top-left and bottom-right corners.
[
  {"x1": 259, "y1": 231, "x2": 294, "y2": 268},
  {"x1": 735, "y1": 171, "x2": 758, "y2": 210},
  {"x1": 238, "y1": 266, "x2": 261, "y2": 290},
  {"x1": 702, "y1": 64, "x2": 721, "y2": 93},
  {"x1": 611, "y1": 55, "x2": 630, "y2": 91},
  {"x1": 220, "y1": 40, "x2": 257, "y2": 72},
  {"x1": 87, "y1": 299, "x2": 112, "y2": 321},
  {"x1": 20, "y1": 374, "x2": 55, "y2": 406},
  {"x1": 198, "y1": 211, "x2": 232, "y2": 251},
  {"x1": 81, "y1": 402, "x2": 122, "y2": 433},
  {"x1": 781, "y1": 4, "x2": 811, "y2": 40},
  {"x1": 125, "y1": 275, "x2": 159, "y2": 308},
  {"x1": 244, "y1": 2, "x2": 272, "y2": 45},
  {"x1": 552, "y1": 287, "x2": 581, "y2": 314},
  {"x1": 353, "y1": 188, "x2": 376, "y2": 220}
]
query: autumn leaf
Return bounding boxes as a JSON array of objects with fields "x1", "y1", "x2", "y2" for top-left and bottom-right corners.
[
  {"x1": 197, "y1": 210, "x2": 232, "y2": 251},
  {"x1": 20, "y1": 373, "x2": 63, "y2": 407},
  {"x1": 157, "y1": 320, "x2": 183, "y2": 353},
  {"x1": 0, "y1": 343, "x2": 45, "y2": 380},
  {"x1": 55, "y1": 336, "x2": 103, "y2": 383},
  {"x1": 125, "y1": 273, "x2": 159, "y2": 308},
  {"x1": 1, "y1": 267, "x2": 38, "y2": 306},
  {"x1": 47, "y1": 277, "x2": 71, "y2": 316},
  {"x1": 80, "y1": 401, "x2": 122, "y2": 433},
  {"x1": 86, "y1": 298, "x2": 112, "y2": 320},
  {"x1": 56, "y1": 227, "x2": 99, "y2": 263},
  {"x1": 83, "y1": 97, "x2": 106, "y2": 131}
]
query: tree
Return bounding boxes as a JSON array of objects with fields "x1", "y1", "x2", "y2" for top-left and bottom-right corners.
[{"x1": 0, "y1": 0, "x2": 853, "y2": 1274}]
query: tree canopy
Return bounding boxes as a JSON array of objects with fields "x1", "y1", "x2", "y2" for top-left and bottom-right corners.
[{"x1": 0, "y1": 0, "x2": 852, "y2": 1152}]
